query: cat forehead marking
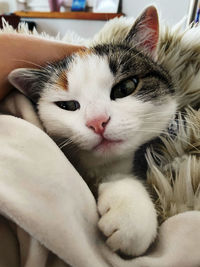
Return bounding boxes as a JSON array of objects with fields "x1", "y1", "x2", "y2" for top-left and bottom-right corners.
[
  {"x1": 57, "y1": 71, "x2": 68, "y2": 91},
  {"x1": 55, "y1": 50, "x2": 97, "y2": 91},
  {"x1": 76, "y1": 48, "x2": 92, "y2": 57}
]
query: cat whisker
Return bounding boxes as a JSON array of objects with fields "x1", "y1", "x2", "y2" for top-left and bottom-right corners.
[
  {"x1": 58, "y1": 138, "x2": 77, "y2": 149},
  {"x1": 138, "y1": 121, "x2": 197, "y2": 130},
  {"x1": 58, "y1": 138, "x2": 68, "y2": 147},
  {"x1": 59, "y1": 141, "x2": 71, "y2": 149},
  {"x1": 135, "y1": 111, "x2": 179, "y2": 119},
  {"x1": 133, "y1": 129, "x2": 200, "y2": 153}
]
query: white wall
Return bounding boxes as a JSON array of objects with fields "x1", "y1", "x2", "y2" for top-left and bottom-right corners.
[
  {"x1": 122, "y1": 0, "x2": 190, "y2": 26},
  {"x1": 6, "y1": 0, "x2": 191, "y2": 38},
  {"x1": 0, "y1": 0, "x2": 17, "y2": 13},
  {"x1": 22, "y1": 17, "x2": 106, "y2": 39}
]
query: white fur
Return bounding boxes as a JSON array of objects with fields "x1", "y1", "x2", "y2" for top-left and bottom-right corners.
[{"x1": 98, "y1": 177, "x2": 157, "y2": 256}]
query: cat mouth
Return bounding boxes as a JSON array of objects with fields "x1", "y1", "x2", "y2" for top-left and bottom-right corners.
[{"x1": 93, "y1": 137, "x2": 122, "y2": 151}]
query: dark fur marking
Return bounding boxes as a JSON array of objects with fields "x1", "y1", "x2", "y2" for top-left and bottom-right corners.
[
  {"x1": 28, "y1": 55, "x2": 74, "y2": 102},
  {"x1": 133, "y1": 137, "x2": 162, "y2": 180},
  {"x1": 93, "y1": 43, "x2": 174, "y2": 103}
]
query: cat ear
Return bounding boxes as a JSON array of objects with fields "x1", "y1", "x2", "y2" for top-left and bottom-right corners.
[
  {"x1": 8, "y1": 68, "x2": 46, "y2": 103},
  {"x1": 125, "y1": 6, "x2": 159, "y2": 60}
]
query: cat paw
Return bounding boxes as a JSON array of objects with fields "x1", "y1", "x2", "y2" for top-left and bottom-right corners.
[{"x1": 97, "y1": 179, "x2": 157, "y2": 256}]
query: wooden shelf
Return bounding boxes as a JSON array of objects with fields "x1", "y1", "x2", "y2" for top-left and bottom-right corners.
[{"x1": 14, "y1": 11, "x2": 124, "y2": 20}]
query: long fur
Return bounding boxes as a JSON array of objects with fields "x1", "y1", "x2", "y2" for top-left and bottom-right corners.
[{"x1": 147, "y1": 108, "x2": 200, "y2": 222}]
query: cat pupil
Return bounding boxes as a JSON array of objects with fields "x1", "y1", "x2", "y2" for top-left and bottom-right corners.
[
  {"x1": 111, "y1": 77, "x2": 138, "y2": 100},
  {"x1": 55, "y1": 101, "x2": 80, "y2": 111}
]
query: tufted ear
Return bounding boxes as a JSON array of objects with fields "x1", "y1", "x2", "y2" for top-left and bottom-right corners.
[
  {"x1": 125, "y1": 6, "x2": 159, "y2": 60},
  {"x1": 8, "y1": 68, "x2": 47, "y2": 103}
]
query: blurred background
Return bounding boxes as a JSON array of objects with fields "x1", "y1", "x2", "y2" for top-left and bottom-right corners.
[{"x1": 0, "y1": 0, "x2": 197, "y2": 38}]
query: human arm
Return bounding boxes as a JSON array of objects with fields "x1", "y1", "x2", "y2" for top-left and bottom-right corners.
[{"x1": 0, "y1": 33, "x2": 84, "y2": 100}]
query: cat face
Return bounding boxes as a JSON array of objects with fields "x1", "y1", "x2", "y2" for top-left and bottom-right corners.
[{"x1": 8, "y1": 6, "x2": 177, "y2": 161}]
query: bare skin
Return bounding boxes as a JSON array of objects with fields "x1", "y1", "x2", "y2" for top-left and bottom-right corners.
[{"x1": 0, "y1": 33, "x2": 84, "y2": 100}]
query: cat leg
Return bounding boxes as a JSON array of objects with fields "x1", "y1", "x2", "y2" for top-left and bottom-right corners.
[{"x1": 97, "y1": 175, "x2": 157, "y2": 256}]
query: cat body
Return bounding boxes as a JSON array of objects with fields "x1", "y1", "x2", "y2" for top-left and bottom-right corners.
[{"x1": 8, "y1": 6, "x2": 177, "y2": 257}]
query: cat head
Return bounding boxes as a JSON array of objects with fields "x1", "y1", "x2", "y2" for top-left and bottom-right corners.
[{"x1": 8, "y1": 6, "x2": 177, "y2": 162}]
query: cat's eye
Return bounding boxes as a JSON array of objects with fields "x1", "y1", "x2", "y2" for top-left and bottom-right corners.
[
  {"x1": 110, "y1": 77, "x2": 139, "y2": 100},
  {"x1": 55, "y1": 101, "x2": 80, "y2": 111}
]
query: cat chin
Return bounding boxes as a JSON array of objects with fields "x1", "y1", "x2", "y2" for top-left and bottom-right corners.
[
  {"x1": 84, "y1": 141, "x2": 133, "y2": 163},
  {"x1": 92, "y1": 145, "x2": 122, "y2": 159},
  {"x1": 93, "y1": 138, "x2": 122, "y2": 152}
]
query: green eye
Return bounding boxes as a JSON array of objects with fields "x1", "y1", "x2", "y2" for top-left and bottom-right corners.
[
  {"x1": 111, "y1": 77, "x2": 139, "y2": 100},
  {"x1": 55, "y1": 101, "x2": 80, "y2": 111}
]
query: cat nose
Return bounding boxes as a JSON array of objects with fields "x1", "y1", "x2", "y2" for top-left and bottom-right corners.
[{"x1": 86, "y1": 116, "x2": 110, "y2": 135}]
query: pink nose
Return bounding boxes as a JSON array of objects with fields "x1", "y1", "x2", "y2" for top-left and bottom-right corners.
[{"x1": 86, "y1": 116, "x2": 110, "y2": 135}]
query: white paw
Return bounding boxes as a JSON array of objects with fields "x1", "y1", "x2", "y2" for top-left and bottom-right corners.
[{"x1": 97, "y1": 179, "x2": 157, "y2": 256}]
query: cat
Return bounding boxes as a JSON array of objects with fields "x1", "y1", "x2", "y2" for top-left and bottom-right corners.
[{"x1": 8, "y1": 6, "x2": 177, "y2": 257}]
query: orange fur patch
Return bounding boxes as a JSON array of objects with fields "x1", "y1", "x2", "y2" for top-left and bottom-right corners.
[
  {"x1": 76, "y1": 48, "x2": 92, "y2": 58},
  {"x1": 56, "y1": 49, "x2": 91, "y2": 90},
  {"x1": 57, "y1": 71, "x2": 68, "y2": 90}
]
